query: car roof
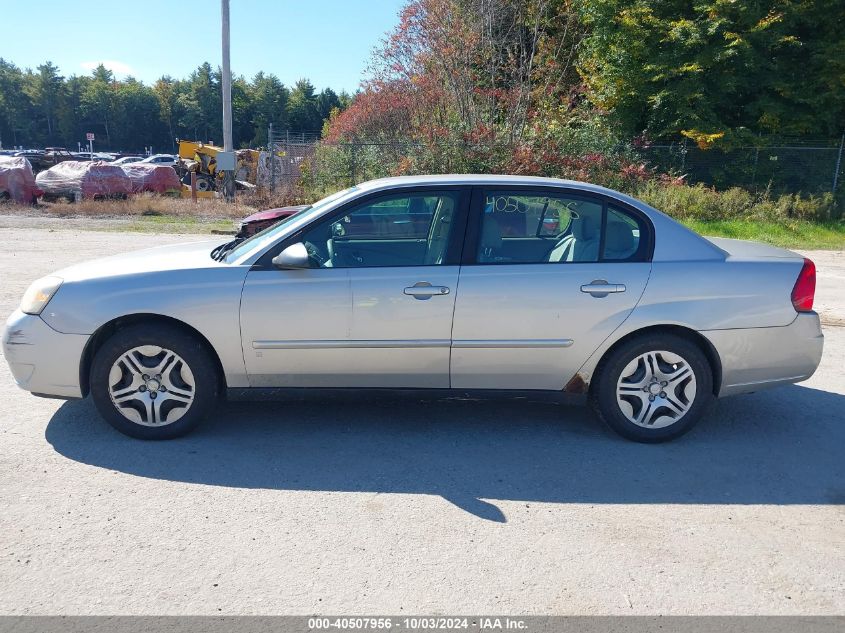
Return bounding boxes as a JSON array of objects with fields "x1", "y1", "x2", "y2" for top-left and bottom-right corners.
[
  {"x1": 356, "y1": 174, "x2": 660, "y2": 213},
  {"x1": 358, "y1": 174, "x2": 633, "y2": 196}
]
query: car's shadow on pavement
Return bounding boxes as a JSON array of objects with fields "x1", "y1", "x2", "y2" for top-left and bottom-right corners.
[{"x1": 45, "y1": 385, "x2": 845, "y2": 521}]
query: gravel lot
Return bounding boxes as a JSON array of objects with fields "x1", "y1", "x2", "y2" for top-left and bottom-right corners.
[{"x1": 0, "y1": 226, "x2": 843, "y2": 615}]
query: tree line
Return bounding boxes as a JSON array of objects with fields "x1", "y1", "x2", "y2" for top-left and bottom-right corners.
[{"x1": 0, "y1": 60, "x2": 350, "y2": 152}]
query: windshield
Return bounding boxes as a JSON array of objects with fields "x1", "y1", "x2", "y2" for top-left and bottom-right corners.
[{"x1": 222, "y1": 186, "x2": 359, "y2": 263}]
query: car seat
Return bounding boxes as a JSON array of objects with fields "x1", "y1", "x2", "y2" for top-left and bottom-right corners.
[
  {"x1": 603, "y1": 220, "x2": 637, "y2": 260},
  {"x1": 478, "y1": 216, "x2": 503, "y2": 262},
  {"x1": 547, "y1": 215, "x2": 600, "y2": 262}
]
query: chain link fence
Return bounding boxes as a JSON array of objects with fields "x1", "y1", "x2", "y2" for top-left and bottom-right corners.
[
  {"x1": 640, "y1": 137, "x2": 845, "y2": 196},
  {"x1": 265, "y1": 127, "x2": 845, "y2": 201}
]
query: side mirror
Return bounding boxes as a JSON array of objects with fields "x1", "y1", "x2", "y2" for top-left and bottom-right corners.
[{"x1": 272, "y1": 242, "x2": 311, "y2": 269}]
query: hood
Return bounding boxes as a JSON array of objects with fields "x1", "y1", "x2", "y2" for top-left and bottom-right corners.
[
  {"x1": 241, "y1": 205, "x2": 307, "y2": 223},
  {"x1": 54, "y1": 238, "x2": 230, "y2": 282}
]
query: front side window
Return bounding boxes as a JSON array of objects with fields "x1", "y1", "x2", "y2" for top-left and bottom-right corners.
[
  {"x1": 475, "y1": 190, "x2": 647, "y2": 264},
  {"x1": 299, "y1": 191, "x2": 459, "y2": 268}
]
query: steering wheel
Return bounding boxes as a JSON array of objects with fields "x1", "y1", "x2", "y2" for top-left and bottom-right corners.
[{"x1": 303, "y1": 241, "x2": 328, "y2": 267}]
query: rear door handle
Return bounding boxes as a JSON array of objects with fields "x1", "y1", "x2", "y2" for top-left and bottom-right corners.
[
  {"x1": 404, "y1": 281, "x2": 450, "y2": 300},
  {"x1": 581, "y1": 280, "x2": 626, "y2": 296}
]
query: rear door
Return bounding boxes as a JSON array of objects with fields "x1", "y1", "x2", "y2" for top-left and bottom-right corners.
[
  {"x1": 240, "y1": 187, "x2": 469, "y2": 388},
  {"x1": 450, "y1": 187, "x2": 652, "y2": 390}
]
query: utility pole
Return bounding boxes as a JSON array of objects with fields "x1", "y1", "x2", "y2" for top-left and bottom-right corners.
[{"x1": 221, "y1": 0, "x2": 235, "y2": 201}]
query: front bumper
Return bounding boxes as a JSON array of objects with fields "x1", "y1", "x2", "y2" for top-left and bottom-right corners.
[
  {"x1": 2, "y1": 309, "x2": 89, "y2": 399},
  {"x1": 703, "y1": 312, "x2": 824, "y2": 397}
]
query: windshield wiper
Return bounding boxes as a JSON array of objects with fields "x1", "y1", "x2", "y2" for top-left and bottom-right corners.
[{"x1": 211, "y1": 237, "x2": 244, "y2": 262}]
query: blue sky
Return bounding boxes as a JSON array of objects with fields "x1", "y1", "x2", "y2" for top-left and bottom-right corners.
[{"x1": 1, "y1": 0, "x2": 407, "y2": 92}]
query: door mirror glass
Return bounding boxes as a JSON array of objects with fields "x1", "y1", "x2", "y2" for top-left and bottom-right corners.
[{"x1": 272, "y1": 242, "x2": 311, "y2": 269}]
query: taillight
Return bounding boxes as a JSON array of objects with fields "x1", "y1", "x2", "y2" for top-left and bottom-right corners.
[{"x1": 791, "y1": 258, "x2": 816, "y2": 312}]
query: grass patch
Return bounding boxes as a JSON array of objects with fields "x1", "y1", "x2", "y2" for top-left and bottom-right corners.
[
  {"x1": 41, "y1": 194, "x2": 251, "y2": 219},
  {"x1": 682, "y1": 219, "x2": 845, "y2": 250},
  {"x1": 636, "y1": 182, "x2": 839, "y2": 222},
  {"x1": 118, "y1": 215, "x2": 236, "y2": 234},
  {"x1": 0, "y1": 189, "x2": 297, "y2": 220}
]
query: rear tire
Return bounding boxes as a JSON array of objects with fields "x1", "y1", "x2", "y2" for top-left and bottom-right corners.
[
  {"x1": 589, "y1": 334, "x2": 713, "y2": 443},
  {"x1": 90, "y1": 324, "x2": 219, "y2": 439},
  {"x1": 195, "y1": 176, "x2": 214, "y2": 192}
]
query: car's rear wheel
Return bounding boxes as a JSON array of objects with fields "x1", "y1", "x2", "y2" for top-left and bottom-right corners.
[
  {"x1": 590, "y1": 334, "x2": 713, "y2": 442},
  {"x1": 90, "y1": 324, "x2": 218, "y2": 439}
]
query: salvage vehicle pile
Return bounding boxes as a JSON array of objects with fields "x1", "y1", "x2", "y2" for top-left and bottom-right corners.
[
  {"x1": 33, "y1": 161, "x2": 182, "y2": 201},
  {"x1": 0, "y1": 145, "x2": 278, "y2": 203},
  {"x1": 0, "y1": 156, "x2": 42, "y2": 204},
  {"x1": 121, "y1": 163, "x2": 182, "y2": 195},
  {"x1": 35, "y1": 161, "x2": 133, "y2": 201}
]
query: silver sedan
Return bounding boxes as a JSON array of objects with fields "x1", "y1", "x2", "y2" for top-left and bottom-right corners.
[{"x1": 2, "y1": 175, "x2": 823, "y2": 442}]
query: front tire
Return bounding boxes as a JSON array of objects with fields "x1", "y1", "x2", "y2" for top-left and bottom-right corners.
[
  {"x1": 90, "y1": 324, "x2": 219, "y2": 439},
  {"x1": 590, "y1": 334, "x2": 713, "y2": 443}
]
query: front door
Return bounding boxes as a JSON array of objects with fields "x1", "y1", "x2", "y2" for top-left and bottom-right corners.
[
  {"x1": 450, "y1": 188, "x2": 652, "y2": 390},
  {"x1": 240, "y1": 188, "x2": 468, "y2": 388}
]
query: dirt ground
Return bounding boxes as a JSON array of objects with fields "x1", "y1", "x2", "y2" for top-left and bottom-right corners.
[{"x1": 0, "y1": 225, "x2": 843, "y2": 615}]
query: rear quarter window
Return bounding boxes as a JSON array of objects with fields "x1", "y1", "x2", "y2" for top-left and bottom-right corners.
[{"x1": 603, "y1": 205, "x2": 648, "y2": 262}]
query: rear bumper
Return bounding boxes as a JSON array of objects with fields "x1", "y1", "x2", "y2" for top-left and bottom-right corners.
[
  {"x1": 2, "y1": 309, "x2": 89, "y2": 399},
  {"x1": 702, "y1": 312, "x2": 824, "y2": 397}
]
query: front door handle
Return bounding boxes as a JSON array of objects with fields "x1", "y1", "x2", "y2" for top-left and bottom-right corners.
[
  {"x1": 404, "y1": 281, "x2": 450, "y2": 300},
  {"x1": 581, "y1": 280, "x2": 626, "y2": 297}
]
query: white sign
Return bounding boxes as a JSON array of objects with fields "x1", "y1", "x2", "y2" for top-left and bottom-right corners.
[{"x1": 86, "y1": 133, "x2": 95, "y2": 141}]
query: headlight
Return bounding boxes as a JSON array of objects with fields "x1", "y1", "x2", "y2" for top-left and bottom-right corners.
[{"x1": 20, "y1": 276, "x2": 63, "y2": 315}]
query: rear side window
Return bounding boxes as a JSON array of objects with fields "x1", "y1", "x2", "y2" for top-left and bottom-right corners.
[
  {"x1": 604, "y1": 206, "x2": 643, "y2": 261},
  {"x1": 475, "y1": 190, "x2": 649, "y2": 264}
]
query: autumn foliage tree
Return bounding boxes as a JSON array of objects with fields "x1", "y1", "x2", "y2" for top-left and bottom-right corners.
[
  {"x1": 319, "y1": 0, "x2": 655, "y2": 188},
  {"x1": 325, "y1": 0, "x2": 585, "y2": 147}
]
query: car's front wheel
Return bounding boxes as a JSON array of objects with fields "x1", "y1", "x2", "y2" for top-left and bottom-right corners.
[
  {"x1": 590, "y1": 334, "x2": 713, "y2": 442},
  {"x1": 90, "y1": 324, "x2": 219, "y2": 439}
]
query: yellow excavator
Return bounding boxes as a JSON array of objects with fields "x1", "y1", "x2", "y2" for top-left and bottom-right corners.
[{"x1": 175, "y1": 140, "x2": 258, "y2": 197}]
